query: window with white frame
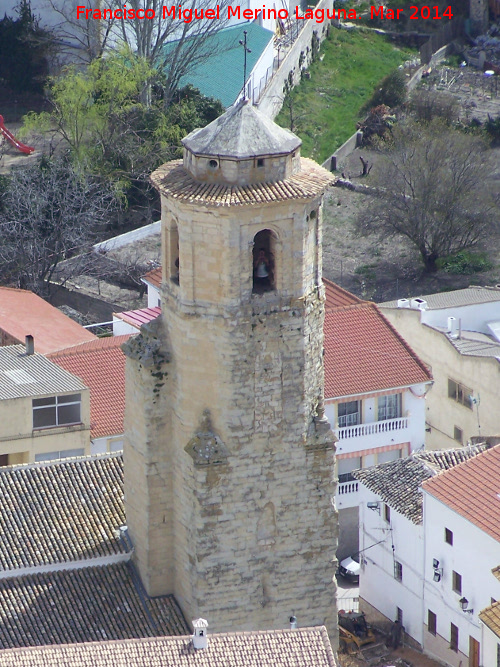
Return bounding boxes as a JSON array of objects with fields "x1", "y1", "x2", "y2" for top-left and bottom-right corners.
[
  {"x1": 35, "y1": 448, "x2": 85, "y2": 462},
  {"x1": 33, "y1": 394, "x2": 81, "y2": 429},
  {"x1": 337, "y1": 457, "x2": 361, "y2": 484},
  {"x1": 338, "y1": 400, "x2": 360, "y2": 427},
  {"x1": 394, "y1": 560, "x2": 403, "y2": 582},
  {"x1": 378, "y1": 394, "x2": 402, "y2": 421}
]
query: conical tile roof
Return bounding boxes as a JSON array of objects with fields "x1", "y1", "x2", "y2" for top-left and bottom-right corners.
[{"x1": 182, "y1": 99, "x2": 301, "y2": 159}]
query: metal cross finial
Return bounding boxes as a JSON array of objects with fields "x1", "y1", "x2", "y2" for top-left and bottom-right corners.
[{"x1": 239, "y1": 30, "x2": 251, "y2": 100}]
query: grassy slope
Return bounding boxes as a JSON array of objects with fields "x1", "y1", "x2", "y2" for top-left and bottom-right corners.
[{"x1": 275, "y1": 29, "x2": 415, "y2": 163}]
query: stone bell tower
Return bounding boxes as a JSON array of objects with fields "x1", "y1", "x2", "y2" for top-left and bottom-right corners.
[
  {"x1": 470, "y1": 0, "x2": 488, "y2": 36},
  {"x1": 123, "y1": 99, "x2": 338, "y2": 640}
]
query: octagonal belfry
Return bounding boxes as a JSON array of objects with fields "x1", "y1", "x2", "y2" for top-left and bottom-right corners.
[{"x1": 123, "y1": 99, "x2": 338, "y2": 641}]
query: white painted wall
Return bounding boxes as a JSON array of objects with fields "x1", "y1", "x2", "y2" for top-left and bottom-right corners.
[
  {"x1": 326, "y1": 385, "x2": 427, "y2": 457},
  {"x1": 420, "y1": 301, "x2": 500, "y2": 336},
  {"x1": 422, "y1": 491, "x2": 500, "y2": 666},
  {"x1": 144, "y1": 283, "x2": 161, "y2": 309},
  {"x1": 358, "y1": 483, "x2": 425, "y2": 646},
  {"x1": 482, "y1": 624, "x2": 500, "y2": 667},
  {"x1": 112, "y1": 317, "x2": 139, "y2": 336},
  {"x1": 91, "y1": 435, "x2": 124, "y2": 454}
]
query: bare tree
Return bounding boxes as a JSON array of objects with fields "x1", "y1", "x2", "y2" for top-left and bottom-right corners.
[
  {"x1": 47, "y1": 0, "x2": 231, "y2": 104},
  {"x1": 356, "y1": 121, "x2": 498, "y2": 272},
  {"x1": 0, "y1": 158, "x2": 117, "y2": 296}
]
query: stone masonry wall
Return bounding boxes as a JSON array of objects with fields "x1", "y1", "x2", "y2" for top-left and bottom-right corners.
[{"x1": 124, "y1": 168, "x2": 338, "y2": 643}]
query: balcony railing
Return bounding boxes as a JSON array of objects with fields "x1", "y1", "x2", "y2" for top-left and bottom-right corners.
[
  {"x1": 338, "y1": 480, "x2": 359, "y2": 495},
  {"x1": 336, "y1": 417, "x2": 409, "y2": 440}
]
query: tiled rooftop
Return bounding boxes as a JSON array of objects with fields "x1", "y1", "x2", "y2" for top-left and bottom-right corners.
[
  {"x1": 49, "y1": 336, "x2": 131, "y2": 439},
  {"x1": 479, "y1": 600, "x2": 500, "y2": 639},
  {"x1": 380, "y1": 286, "x2": 500, "y2": 310},
  {"x1": 323, "y1": 279, "x2": 363, "y2": 311},
  {"x1": 150, "y1": 158, "x2": 335, "y2": 207},
  {"x1": 0, "y1": 562, "x2": 189, "y2": 649},
  {"x1": 353, "y1": 446, "x2": 485, "y2": 524},
  {"x1": 113, "y1": 307, "x2": 161, "y2": 331},
  {"x1": 323, "y1": 302, "x2": 431, "y2": 399},
  {"x1": 0, "y1": 346, "x2": 87, "y2": 401},
  {"x1": 0, "y1": 626, "x2": 336, "y2": 666},
  {"x1": 141, "y1": 267, "x2": 162, "y2": 290},
  {"x1": 0, "y1": 454, "x2": 125, "y2": 571},
  {"x1": 0, "y1": 287, "x2": 96, "y2": 355},
  {"x1": 422, "y1": 444, "x2": 500, "y2": 542}
]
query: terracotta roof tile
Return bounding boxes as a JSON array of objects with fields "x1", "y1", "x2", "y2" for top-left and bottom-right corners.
[
  {"x1": 0, "y1": 454, "x2": 125, "y2": 570},
  {"x1": 0, "y1": 563, "x2": 189, "y2": 649},
  {"x1": 324, "y1": 302, "x2": 432, "y2": 399},
  {"x1": 479, "y1": 600, "x2": 500, "y2": 639},
  {"x1": 141, "y1": 267, "x2": 162, "y2": 290},
  {"x1": 323, "y1": 279, "x2": 363, "y2": 311},
  {"x1": 353, "y1": 446, "x2": 485, "y2": 523},
  {"x1": 114, "y1": 308, "x2": 161, "y2": 331},
  {"x1": 151, "y1": 158, "x2": 335, "y2": 207},
  {"x1": 0, "y1": 626, "x2": 336, "y2": 666},
  {"x1": 48, "y1": 337, "x2": 131, "y2": 438},
  {"x1": 0, "y1": 287, "x2": 96, "y2": 355},
  {"x1": 422, "y1": 444, "x2": 500, "y2": 542}
]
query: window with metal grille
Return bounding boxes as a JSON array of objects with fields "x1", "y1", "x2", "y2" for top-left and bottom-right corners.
[
  {"x1": 384, "y1": 504, "x2": 391, "y2": 523},
  {"x1": 450, "y1": 623, "x2": 458, "y2": 651},
  {"x1": 338, "y1": 400, "x2": 360, "y2": 428},
  {"x1": 33, "y1": 394, "x2": 81, "y2": 429},
  {"x1": 452, "y1": 571, "x2": 462, "y2": 594},
  {"x1": 428, "y1": 610, "x2": 437, "y2": 635},
  {"x1": 378, "y1": 394, "x2": 402, "y2": 421},
  {"x1": 394, "y1": 561, "x2": 403, "y2": 582},
  {"x1": 448, "y1": 379, "x2": 473, "y2": 409}
]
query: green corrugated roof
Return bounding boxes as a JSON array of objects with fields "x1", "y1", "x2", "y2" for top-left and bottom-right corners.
[{"x1": 166, "y1": 23, "x2": 274, "y2": 108}]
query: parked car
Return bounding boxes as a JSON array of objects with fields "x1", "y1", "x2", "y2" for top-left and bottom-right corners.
[{"x1": 337, "y1": 555, "x2": 360, "y2": 582}]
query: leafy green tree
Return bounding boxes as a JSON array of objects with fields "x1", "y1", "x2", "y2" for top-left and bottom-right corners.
[{"x1": 22, "y1": 52, "x2": 224, "y2": 212}]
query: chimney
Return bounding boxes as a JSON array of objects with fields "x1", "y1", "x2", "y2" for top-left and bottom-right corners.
[
  {"x1": 447, "y1": 317, "x2": 458, "y2": 339},
  {"x1": 289, "y1": 615, "x2": 298, "y2": 629},
  {"x1": 397, "y1": 298, "x2": 410, "y2": 308},
  {"x1": 25, "y1": 335, "x2": 34, "y2": 355},
  {"x1": 192, "y1": 618, "x2": 208, "y2": 650},
  {"x1": 410, "y1": 298, "x2": 427, "y2": 311}
]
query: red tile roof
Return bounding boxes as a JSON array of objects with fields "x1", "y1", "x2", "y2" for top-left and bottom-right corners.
[
  {"x1": 0, "y1": 287, "x2": 96, "y2": 355},
  {"x1": 324, "y1": 302, "x2": 432, "y2": 398},
  {"x1": 422, "y1": 445, "x2": 500, "y2": 543},
  {"x1": 48, "y1": 336, "x2": 132, "y2": 438},
  {"x1": 114, "y1": 307, "x2": 161, "y2": 330},
  {"x1": 142, "y1": 267, "x2": 162, "y2": 290},
  {"x1": 323, "y1": 279, "x2": 363, "y2": 311}
]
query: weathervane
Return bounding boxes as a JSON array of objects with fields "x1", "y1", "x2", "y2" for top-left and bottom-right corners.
[{"x1": 239, "y1": 30, "x2": 251, "y2": 100}]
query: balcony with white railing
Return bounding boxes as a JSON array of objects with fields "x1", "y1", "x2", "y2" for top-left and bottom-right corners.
[
  {"x1": 335, "y1": 417, "x2": 411, "y2": 455},
  {"x1": 336, "y1": 473, "x2": 360, "y2": 508}
]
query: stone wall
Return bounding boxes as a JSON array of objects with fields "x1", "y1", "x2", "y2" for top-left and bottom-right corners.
[{"x1": 256, "y1": 0, "x2": 333, "y2": 119}]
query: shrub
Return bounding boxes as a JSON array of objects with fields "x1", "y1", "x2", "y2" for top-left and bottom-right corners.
[
  {"x1": 436, "y1": 251, "x2": 492, "y2": 274},
  {"x1": 364, "y1": 69, "x2": 407, "y2": 111},
  {"x1": 410, "y1": 89, "x2": 458, "y2": 124}
]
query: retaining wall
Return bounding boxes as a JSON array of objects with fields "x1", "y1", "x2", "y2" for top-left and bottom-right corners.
[{"x1": 256, "y1": 0, "x2": 333, "y2": 119}]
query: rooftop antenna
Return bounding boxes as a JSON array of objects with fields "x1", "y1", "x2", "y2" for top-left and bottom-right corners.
[{"x1": 239, "y1": 30, "x2": 251, "y2": 100}]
